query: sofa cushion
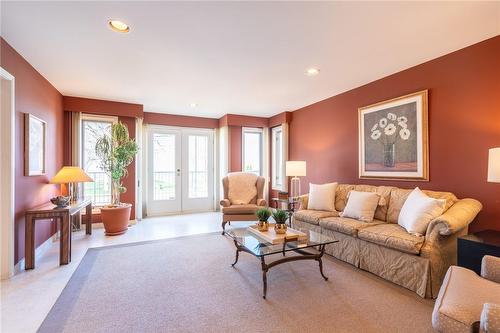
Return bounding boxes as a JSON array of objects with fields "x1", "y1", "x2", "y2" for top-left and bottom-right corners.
[
  {"x1": 432, "y1": 266, "x2": 500, "y2": 333},
  {"x1": 358, "y1": 224, "x2": 425, "y2": 255},
  {"x1": 335, "y1": 184, "x2": 355, "y2": 212},
  {"x1": 340, "y1": 191, "x2": 380, "y2": 222},
  {"x1": 353, "y1": 185, "x2": 395, "y2": 221},
  {"x1": 222, "y1": 204, "x2": 259, "y2": 215},
  {"x1": 319, "y1": 217, "x2": 383, "y2": 237},
  {"x1": 308, "y1": 182, "x2": 337, "y2": 211},
  {"x1": 294, "y1": 209, "x2": 339, "y2": 225},
  {"x1": 387, "y1": 188, "x2": 457, "y2": 224}
]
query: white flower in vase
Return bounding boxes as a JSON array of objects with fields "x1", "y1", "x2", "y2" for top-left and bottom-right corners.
[
  {"x1": 379, "y1": 118, "x2": 388, "y2": 128},
  {"x1": 398, "y1": 121, "x2": 407, "y2": 129},
  {"x1": 371, "y1": 123, "x2": 379, "y2": 132},
  {"x1": 399, "y1": 128, "x2": 411, "y2": 140},
  {"x1": 397, "y1": 116, "x2": 408, "y2": 123},
  {"x1": 384, "y1": 123, "x2": 397, "y2": 135},
  {"x1": 387, "y1": 113, "x2": 397, "y2": 121},
  {"x1": 371, "y1": 130, "x2": 382, "y2": 140}
]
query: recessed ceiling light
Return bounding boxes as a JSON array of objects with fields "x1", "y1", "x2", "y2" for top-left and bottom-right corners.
[
  {"x1": 306, "y1": 68, "x2": 320, "y2": 76},
  {"x1": 190, "y1": 103, "x2": 198, "y2": 108},
  {"x1": 108, "y1": 19, "x2": 130, "y2": 33}
]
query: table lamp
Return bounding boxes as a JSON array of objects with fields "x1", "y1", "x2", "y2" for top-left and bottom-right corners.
[
  {"x1": 50, "y1": 166, "x2": 94, "y2": 201},
  {"x1": 488, "y1": 148, "x2": 500, "y2": 183},
  {"x1": 286, "y1": 161, "x2": 306, "y2": 200}
]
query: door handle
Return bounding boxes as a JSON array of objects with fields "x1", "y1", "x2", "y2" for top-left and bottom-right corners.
[{"x1": 176, "y1": 169, "x2": 181, "y2": 176}]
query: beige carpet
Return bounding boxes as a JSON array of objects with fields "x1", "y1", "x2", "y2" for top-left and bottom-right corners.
[{"x1": 38, "y1": 233, "x2": 435, "y2": 333}]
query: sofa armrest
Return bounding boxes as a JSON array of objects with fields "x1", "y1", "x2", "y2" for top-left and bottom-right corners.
[
  {"x1": 481, "y1": 255, "x2": 500, "y2": 283},
  {"x1": 425, "y1": 198, "x2": 482, "y2": 238},
  {"x1": 480, "y1": 303, "x2": 500, "y2": 333},
  {"x1": 298, "y1": 194, "x2": 309, "y2": 210},
  {"x1": 220, "y1": 199, "x2": 230, "y2": 207},
  {"x1": 257, "y1": 199, "x2": 267, "y2": 207}
]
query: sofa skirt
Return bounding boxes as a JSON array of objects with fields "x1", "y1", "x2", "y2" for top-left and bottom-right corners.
[{"x1": 293, "y1": 217, "x2": 432, "y2": 298}]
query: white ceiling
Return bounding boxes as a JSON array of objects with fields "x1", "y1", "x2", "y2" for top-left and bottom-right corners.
[{"x1": 1, "y1": 1, "x2": 499, "y2": 118}]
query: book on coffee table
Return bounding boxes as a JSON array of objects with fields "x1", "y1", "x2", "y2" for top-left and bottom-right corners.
[{"x1": 247, "y1": 223, "x2": 308, "y2": 245}]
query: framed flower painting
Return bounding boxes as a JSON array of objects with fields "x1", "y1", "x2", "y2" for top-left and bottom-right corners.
[{"x1": 358, "y1": 90, "x2": 428, "y2": 180}]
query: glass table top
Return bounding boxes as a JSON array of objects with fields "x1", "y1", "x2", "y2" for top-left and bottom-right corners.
[{"x1": 226, "y1": 227, "x2": 338, "y2": 257}]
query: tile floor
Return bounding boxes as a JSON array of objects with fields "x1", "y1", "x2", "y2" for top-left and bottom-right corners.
[{"x1": 0, "y1": 212, "x2": 252, "y2": 333}]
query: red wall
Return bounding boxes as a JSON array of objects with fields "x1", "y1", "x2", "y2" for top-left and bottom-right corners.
[
  {"x1": 1, "y1": 38, "x2": 64, "y2": 264},
  {"x1": 289, "y1": 36, "x2": 500, "y2": 232},
  {"x1": 144, "y1": 112, "x2": 218, "y2": 129},
  {"x1": 63, "y1": 96, "x2": 143, "y2": 118}
]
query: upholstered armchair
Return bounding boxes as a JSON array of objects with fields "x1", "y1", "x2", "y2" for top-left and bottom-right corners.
[
  {"x1": 432, "y1": 255, "x2": 500, "y2": 333},
  {"x1": 220, "y1": 172, "x2": 267, "y2": 234}
]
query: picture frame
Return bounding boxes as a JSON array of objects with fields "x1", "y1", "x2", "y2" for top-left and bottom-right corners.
[
  {"x1": 358, "y1": 90, "x2": 428, "y2": 181},
  {"x1": 24, "y1": 113, "x2": 46, "y2": 176}
]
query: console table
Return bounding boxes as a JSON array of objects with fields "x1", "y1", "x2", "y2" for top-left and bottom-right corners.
[
  {"x1": 25, "y1": 199, "x2": 92, "y2": 269},
  {"x1": 457, "y1": 230, "x2": 500, "y2": 275},
  {"x1": 271, "y1": 197, "x2": 300, "y2": 227}
]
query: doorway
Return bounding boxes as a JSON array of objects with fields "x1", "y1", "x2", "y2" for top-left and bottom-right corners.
[
  {"x1": 0, "y1": 67, "x2": 15, "y2": 279},
  {"x1": 146, "y1": 126, "x2": 214, "y2": 216}
]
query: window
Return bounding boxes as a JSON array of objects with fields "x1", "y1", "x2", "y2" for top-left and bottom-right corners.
[
  {"x1": 152, "y1": 133, "x2": 176, "y2": 200},
  {"x1": 272, "y1": 126, "x2": 284, "y2": 190},
  {"x1": 81, "y1": 116, "x2": 115, "y2": 205},
  {"x1": 242, "y1": 127, "x2": 263, "y2": 176},
  {"x1": 188, "y1": 135, "x2": 209, "y2": 198}
]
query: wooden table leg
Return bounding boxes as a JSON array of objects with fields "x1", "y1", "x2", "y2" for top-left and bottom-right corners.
[
  {"x1": 25, "y1": 214, "x2": 35, "y2": 270},
  {"x1": 86, "y1": 203, "x2": 92, "y2": 235},
  {"x1": 60, "y1": 213, "x2": 70, "y2": 265}
]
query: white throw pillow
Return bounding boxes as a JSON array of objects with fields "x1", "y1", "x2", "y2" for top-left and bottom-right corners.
[
  {"x1": 340, "y1": 191, "x2": 380, "y2": 222},
  {"x1": 398, "y1": 187, "x2": 446, "y2": 235},
  {"x1": 308, "y1": 183, "x2": 338, "y2": 212}
]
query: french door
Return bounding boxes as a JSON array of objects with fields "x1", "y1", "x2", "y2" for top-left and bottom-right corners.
[{"x1": 147, "y1": 126, "x2": 214, "y2": 216}]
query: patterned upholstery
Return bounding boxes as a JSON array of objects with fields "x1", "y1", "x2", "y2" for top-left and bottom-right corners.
[
  {"x1": 432, "y1": 261, "x2": 500, "y2": 333},
  {"x1": 482, "y1": 256, "x2": 500, "y2": 284},
  {"x1": 481, "y1": 303, "x2": 500, "y2": 333},
  {"x1": 353, "y1": 185, "x2": 395, "y2": 221},
  {"x1": 357, "y1": 223, "x2": 425, "y2": 255},
  {"x1": 293, "y1": 209, "x2": 339, "y2": 225},
  {"x1": 319, "y1": 216, "x2": 383, "y2": 237}
]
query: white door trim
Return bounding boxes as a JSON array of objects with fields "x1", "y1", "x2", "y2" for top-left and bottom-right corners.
[{"x1": 0, "y1": 67, "x2": 15, "y2": 280}]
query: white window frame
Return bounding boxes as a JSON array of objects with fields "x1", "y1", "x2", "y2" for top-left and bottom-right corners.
[
  {"x1": 241, "y1": 127, "x2": 263, "y2": 176},
  {"x1": 80, "y1": 114, "x2": 117, "y2": 206},
  {"x1": 271, "y1": 125, "x2": 287, "y2": 191}
]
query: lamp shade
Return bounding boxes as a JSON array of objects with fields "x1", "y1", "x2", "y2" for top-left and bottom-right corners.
[
  {"x1": 488, "y1": 148, "x2": 500, "y2": 183},
  {"x1": 50, "y1": 166, "x2": 94, "y2": 184},
  {"x1": 286, "y1": 161, "x2": 306, "y2": 177}
]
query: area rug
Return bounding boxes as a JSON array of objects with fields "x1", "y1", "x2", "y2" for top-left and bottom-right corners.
[{"x1": 38, "y1": 233, "x2": 434, "y2": 333}]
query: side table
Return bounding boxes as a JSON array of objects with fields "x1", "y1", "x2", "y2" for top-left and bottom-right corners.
[
  {"x1": 25, "y1": 199, "x2": 92, "y2": 269},
  {"x1": 271, "y1": 197, "x2": 300, "y2": 227},
  {"x1": 457, "y1": 230, "x2": 500, "y2": 275}
]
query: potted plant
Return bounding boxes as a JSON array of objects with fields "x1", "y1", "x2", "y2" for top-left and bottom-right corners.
[
  {"x1": 95, "y1": 121, "x2": 139, "y2": 235},
  {"x1": 255, "y1": 208, "x2": 272, "y2": 231},
  {"x1": 272, "y1": 209, "x2": 288, "y2": 234}
]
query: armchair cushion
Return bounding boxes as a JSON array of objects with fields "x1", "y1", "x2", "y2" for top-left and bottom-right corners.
[
  {"x1": 432, "y1": 266, "x2": 500, "y2": 333},
  {"x1": 227, "y1": 172, "x2": 258, "y2": 205},
  {"x1": 480, "y1": 303, "x2": 500, "y2": 333},
  {"x1": 222, "y1": 204, "x2": 260, "y2": 215},
  {"x1": 482, "y1": 256, "x2": 500, "y2": 284}
]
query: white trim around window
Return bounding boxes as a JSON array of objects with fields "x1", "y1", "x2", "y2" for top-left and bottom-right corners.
[
  {"x1": 271, "y1": 124, "x2": 288, "y2": 191},
  {"x1": 241, "y1": 127, "x2": 263, "y2": 176}
]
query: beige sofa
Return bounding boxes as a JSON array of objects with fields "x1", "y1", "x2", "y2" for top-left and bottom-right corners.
[
  {"x1": 293, "y1": 184, "x2": 482, "y2": 298},
  {"x1": 432, "y1": 255, "x2": 500, "y2": 332}
]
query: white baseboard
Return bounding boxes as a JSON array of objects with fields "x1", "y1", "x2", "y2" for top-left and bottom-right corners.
[{"x1": 14, "y1": 233, "x2": 57, "y2": 274}]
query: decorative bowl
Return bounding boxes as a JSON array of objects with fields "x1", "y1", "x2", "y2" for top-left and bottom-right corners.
[{"x1": 50, "y1": 196, "x2": 71, "y2": 208}]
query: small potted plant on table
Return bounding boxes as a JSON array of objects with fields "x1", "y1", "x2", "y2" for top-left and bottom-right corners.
[
  {"x1": 95, "y1": 121, "x2": 139, "y2": 236},
  {"x1": 273, "y1": 209, "x2": 288, "y2": 234},
  {"x1": 255, "y1": 208, "x2": 272, "y2": 231}
]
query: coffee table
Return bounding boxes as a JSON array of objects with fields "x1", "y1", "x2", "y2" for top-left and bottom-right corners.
[{"x1": 226, "y1": 227, "x2": 338, "y2": 299}]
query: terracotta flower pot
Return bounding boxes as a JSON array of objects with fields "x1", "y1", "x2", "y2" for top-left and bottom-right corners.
[{"x1": 100, "y1": 203, "x2": 132, "y2": 236}]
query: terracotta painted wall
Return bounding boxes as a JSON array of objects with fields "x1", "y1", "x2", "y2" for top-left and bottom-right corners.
[
  {"x1": 229, "y1": 126, "x2": 242, "y2": 172},
  {"x1": 144, "y1": 112, "x2": 218, "y2": 129},
  {"x1": 1, "y1": 38, "x2": 64, "y2": 264},
  {"x1": 289, "y1": 36, "x2": 500, "y2": 232}
]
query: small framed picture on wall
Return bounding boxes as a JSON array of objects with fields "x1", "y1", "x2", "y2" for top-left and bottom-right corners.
[
  {"x1": 24, "y1": 113, "x2": 46, "y2": 176},
  {"x1": 358, "y1": 90, "x2": 429, "y2": 181}
]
